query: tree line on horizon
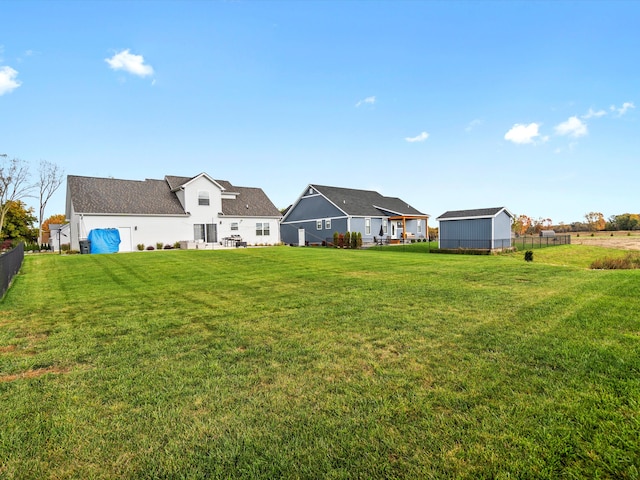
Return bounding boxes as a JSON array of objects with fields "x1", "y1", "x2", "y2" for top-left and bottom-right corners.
[{"x1": 512, "y1": 212, "x2": 640, "y2": 235}]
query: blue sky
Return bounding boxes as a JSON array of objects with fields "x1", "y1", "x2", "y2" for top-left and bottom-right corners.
[{"x1": 1, "y1": 0, "x2": 638, "y2": 225}]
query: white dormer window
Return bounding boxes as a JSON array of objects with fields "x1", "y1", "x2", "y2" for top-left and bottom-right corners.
[{"x1": 198, "y1": 191, "x2": 210, "y2": 206}]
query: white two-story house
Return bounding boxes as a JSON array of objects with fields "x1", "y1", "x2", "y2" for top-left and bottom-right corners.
[{"x1": 65, "y1": 173, "x2": 282, "y2": 252}]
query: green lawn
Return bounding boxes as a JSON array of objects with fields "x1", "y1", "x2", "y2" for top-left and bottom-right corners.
[{"x1": 1, "y1": 246, "x2": 639, "y2": 479}]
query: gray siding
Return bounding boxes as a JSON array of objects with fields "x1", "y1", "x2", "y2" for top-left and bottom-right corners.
[
  {"x1": 440, "y1": 218, "x2": 492, "y2": 249},
  {"x1": 281, "y1": 218, "x2": 348, "y2": 245},
  {"x1": 283, "y1": 195, "x2": 343, "y2": 222}
]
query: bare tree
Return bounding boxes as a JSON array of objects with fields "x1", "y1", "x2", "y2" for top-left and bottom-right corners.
[
  {"x1": 0, "y1": 157, "x2": 35, "y2": 239},
  {"x1": 38, "y1": 160, "x2": 65, "y2": 244}
]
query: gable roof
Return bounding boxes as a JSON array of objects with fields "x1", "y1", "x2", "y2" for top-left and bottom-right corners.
[
  {"x1": 311, "y1": 184, "x2": 427, "y2": 217},
  {"x1": 436, "y1": 207, "x2": 513, "y2": 221},
  {"x1": 67, "y1": 174, "x2": 282, "y2": 218},
  {"x1": 67, "y1": 175, "x2": 186, "y2": 215}
]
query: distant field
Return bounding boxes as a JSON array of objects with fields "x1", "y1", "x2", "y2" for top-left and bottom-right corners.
[
  {"x1": 1, "y1": 246, "x2": 639, "y2": 478},
  {"x1": 571, "y1": 231, "x2": 640, "y2": 250}
]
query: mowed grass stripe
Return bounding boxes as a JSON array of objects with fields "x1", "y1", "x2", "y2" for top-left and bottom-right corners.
[{"x1": 0, "y1": 246, "x2": 638, "y2": 479}]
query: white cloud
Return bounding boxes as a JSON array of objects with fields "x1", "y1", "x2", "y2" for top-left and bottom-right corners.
[
  {"x1": 582, "y1": 108, "x2": 607, "y2": 119},
  {"x1": 105, "y1": 49, "x2": 154, "y2": 77},
  {"x1": 504, "y1": 123, "x2": 541, "y2": 144},
  {"x1": 465, "y1": 118, "x2": 483, "y2": 132},
  {"x1": 555, "y1": 116, "x2": 588, "y2": 138},
  {"x1": 405, "y1": 131, "x2": 429, "y2": 143},
  {"x1": 355, "y1": 96, "x2": 376, "y2": 107},
  {"x1": 0, "y1": 66, "x2": 21, "y2": 95},
  {"x1": 613, "y1": 101, "x2": 635, "y2": 116}
]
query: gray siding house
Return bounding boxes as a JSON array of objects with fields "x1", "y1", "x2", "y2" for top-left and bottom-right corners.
[
  {"x1": 437, "y1": 207, "x2": 514, "y2": 250},
  {"x1": 281, "y1": 184, "x2": 429, "y2": 245}
]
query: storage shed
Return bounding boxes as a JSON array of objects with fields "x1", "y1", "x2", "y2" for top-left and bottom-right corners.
[{"x1": 436, "y1": 207, "x2": 514, "y2": 251}]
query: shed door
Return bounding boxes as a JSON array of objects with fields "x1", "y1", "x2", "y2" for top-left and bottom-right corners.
[{"x1": 298, "y1": 228, "x2": 305, "y2": 246}]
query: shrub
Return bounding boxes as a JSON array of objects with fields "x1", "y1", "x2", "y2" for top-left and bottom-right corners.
[
  {"x1": 590, "y1": 253, "x2": 640, "y2": 270},
  {"x1": 357, "y1": 232, "x2": 362, "y2": 248},
  {"x1": 524, "y1": 250, "x2": 534, "y2": 262},
  {"x1": 156, "y1": 242, "x2": 164, "y2": 250},
  {"x1": 344, "y1": 232, "x2": 351, "y2": 248},
  {"x1": 146, "y1": 245, "x2": 155, "y2": 251},
  {"x1": 173, "y1": 241, "x2": 181, "y2": 249},
  {"x1": 137, "y1": 244, "x2": 145, "y2": 251},
  {"x1": 333, "y1": 232, "x2": 339, "y2": 247}
]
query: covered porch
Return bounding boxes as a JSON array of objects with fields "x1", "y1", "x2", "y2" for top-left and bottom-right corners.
[{"x1": 388, "y1": 215, "x2": 430, "y2": 243}]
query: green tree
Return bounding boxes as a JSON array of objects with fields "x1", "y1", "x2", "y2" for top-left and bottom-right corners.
[
  {"x1": 1, "y1": 200, "x2": 38, "y2": 242},
  {"x1": 609, "y1": 213, "x2": 640, "y2": 231}
]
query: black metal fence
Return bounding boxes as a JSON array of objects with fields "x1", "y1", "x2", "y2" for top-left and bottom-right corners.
[
  {"x1": 438, "y1": 235, "x2": 570, "y2": 251},
  {"x1": 438, "y1": 238, "x2": 512, "y2": 250},
  {"x1": 512, "y1": 234, "x2": 571, "y2": 250},
  {"x1": 0, "y1": 242, "x2": 24, "y2": 299}
]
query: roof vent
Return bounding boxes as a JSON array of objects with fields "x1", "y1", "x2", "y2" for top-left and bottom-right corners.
[{"x1": 246, "y1": 204, "x2": 249, "y2": 209}]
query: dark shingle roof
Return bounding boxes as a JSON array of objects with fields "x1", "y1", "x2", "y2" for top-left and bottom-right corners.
[
  {"x1": 437, "y1": 207, "x2": 511, "y2": 220},
  {"x1": 221, "y1": 184, "x2": 282, "y2": 217},
  {"x1": 312, "y1": 184, "x2": 426, "y2": 216},
  {"x1": 67, "y1": 175, "x2": 186, "y2": 215},
  {"x1": 68, "y1": 174, "x2": 281, "y2": 218}
]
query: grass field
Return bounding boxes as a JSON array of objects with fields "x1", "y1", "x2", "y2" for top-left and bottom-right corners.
[{"x1": 1, "y1": 246, "x2": 639, "y2": 478}]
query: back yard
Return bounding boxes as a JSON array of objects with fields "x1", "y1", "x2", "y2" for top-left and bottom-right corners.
[{"x1": 1, "y1": 246, "x2": 638, "y2": 478}]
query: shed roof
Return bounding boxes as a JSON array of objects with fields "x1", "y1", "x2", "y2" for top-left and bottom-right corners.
[
  {"x1": 436, "y1": 207, "x2": 513, "y2": 221},
  {"x1": 311, "y1": 184, "x2": 427, "y2": 217}
]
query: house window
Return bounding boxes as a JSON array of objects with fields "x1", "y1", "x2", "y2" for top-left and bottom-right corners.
[
  {"x1": 256, "y1": 222, "x2": 270, "y2": 236},
  {"x1": 417, "y1": 220, "x2": 422, "y2": 233},
  {"x1": 317, "y1": 220, "x2": 322, "y2": 230},
  {"x1": 231, "y1": 222, "x2": 239, "y2": 231},
  {"x1": 382, "y1": 222, "x2": 387, "y2": 234},
  {"x1": 325, "y1": 219, "x2": 331, "y2": 230},
  {"x1": 198, "y1": 191, "x2": 210, "y2": 206},
  {"x1": 365, "y1": 218, "x2": 371, "y2": 235}
]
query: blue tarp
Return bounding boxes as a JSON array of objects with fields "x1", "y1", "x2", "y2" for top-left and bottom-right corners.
[{"x1": 87, "y1": 229, "x2": 121, "y2": 254}]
